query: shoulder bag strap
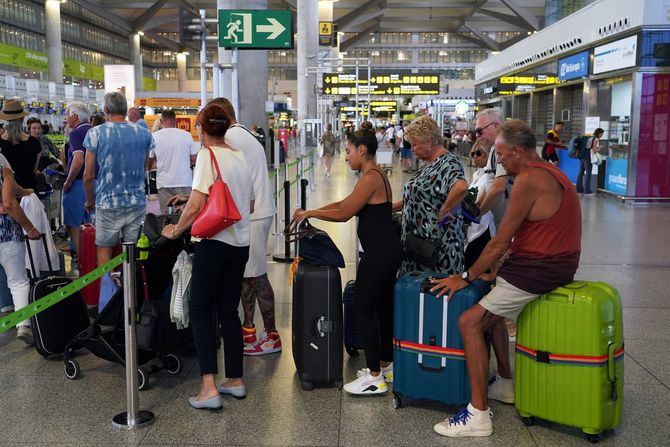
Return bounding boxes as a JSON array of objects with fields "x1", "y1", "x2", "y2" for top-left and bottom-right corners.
[{"x1": 205, "y1": 146, "x2": 223, "y2": 183}]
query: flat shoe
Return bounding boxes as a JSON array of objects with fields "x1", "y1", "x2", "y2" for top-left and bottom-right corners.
[
  {"x1": 217, "y1": 384, "x2": 246, "y2": 399},
  {"x1": 189, "y1": 395, "x2": 223, "y2": 411}
]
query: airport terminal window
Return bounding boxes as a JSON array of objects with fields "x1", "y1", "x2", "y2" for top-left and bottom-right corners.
[{"x1": 640, "y1": 31, "x2": 670, "y2": 68}]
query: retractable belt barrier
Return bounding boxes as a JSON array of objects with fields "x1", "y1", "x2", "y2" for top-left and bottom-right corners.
[{"x1": 0, "y1": 252, "x2": 127, "y2": 334}]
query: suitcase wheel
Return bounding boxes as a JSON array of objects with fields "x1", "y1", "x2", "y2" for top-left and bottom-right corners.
[
  {"x1": 138, "y1": 367, "x2": 149, "y2": 391},
  {"x1": 392, "y1": 394, "x2": 403, "y2": 409},
  {"x1": 521, "y1": 416, "x2": 535, "y2": 427},
  {"x1": 584, "y1": 433, "x2": 600, "y2": 444},
  {"x1": 64, "y1": 359, "x2": 81, "y2": 380},
  {"x1": 345, "y1": 345, "x2": 359, "y2": 358},
  {"x1": 300, "y1": 379, "x2": 314, "y2": 391},
  {"x1": 165, "y1": 353, "x2": 182, "y2": 375}
]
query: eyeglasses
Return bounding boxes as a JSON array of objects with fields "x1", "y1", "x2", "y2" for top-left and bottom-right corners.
[
  {"x1": 470, "y1": 149, "x2": 484, "y2": 158},
  {"x1": 475, "y1": 122, "x2": 496, "y2": 136}
]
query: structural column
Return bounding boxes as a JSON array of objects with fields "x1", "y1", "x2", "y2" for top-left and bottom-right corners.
[
  {"x1": 45, "y1": 0, "x2": 63, "y2": 83},
  {"x1": 130, "y1": 32, "x2": 143, "y2": 92},
  {"x1": 297, "y1": 0, "x2": 318, "y2": 148},
  {"x1": 176, "y1": 52, "x2": 188, "y2": 91},
  {"x1": 217, "y1": 0, "x2": 268, "y2": 129}
]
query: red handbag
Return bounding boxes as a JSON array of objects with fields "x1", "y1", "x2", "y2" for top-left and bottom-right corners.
[{"x1": 191, "y1": 147, "x2": 242, "y2": 238}]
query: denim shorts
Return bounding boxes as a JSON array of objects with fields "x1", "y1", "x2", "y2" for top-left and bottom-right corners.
[
  {"x1": 62, "y1": 180, "x2": 89, "y2": 227},
  {"x1": 95, "y1": 206, "x2": 145, "y2": 247}
]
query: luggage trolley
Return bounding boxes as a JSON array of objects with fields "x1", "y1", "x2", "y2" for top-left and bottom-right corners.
[{"x1": 376, "y1": 147, "x2": 394, "y2": 175}]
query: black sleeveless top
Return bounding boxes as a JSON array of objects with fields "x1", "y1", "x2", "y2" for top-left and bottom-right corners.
[{"x1": 356, "y1": 169, "x2": 403, "y2": 259}]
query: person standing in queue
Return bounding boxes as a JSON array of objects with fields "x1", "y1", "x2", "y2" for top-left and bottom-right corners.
[
  {"x1": 162, "y1": 103, "x2": 254, "y2": 410},
  {"x1": 320, "y1": 124, "x2": 337, "y2": 178},
  {"x1": 294, "y1": 127, "x2": 402, "y2": 396},
  {"x1": 393, "y1": 115, "x2": 469, "y2": 277}
]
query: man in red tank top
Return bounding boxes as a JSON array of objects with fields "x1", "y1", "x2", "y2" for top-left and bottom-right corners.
[{"x1": 430, "y1": 120, "x2": 582, "y2": 438}]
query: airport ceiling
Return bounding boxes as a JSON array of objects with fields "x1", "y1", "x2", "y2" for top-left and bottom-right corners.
[{"x1": 73, "y1": 0, "x2": 546, "y2": 52}]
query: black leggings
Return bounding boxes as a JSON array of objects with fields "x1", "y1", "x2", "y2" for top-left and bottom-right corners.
[
  {"x1": 464, "y1": 229, "x2": 491, "y2": 271},
  {"x1": 354, "y1": 256, "x2": 398, "y2": 372},
  {"x1": 189, "y1": 239, "x2": 249, "y2": 377}
]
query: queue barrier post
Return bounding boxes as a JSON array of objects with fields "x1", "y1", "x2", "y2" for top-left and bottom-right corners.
[{"x1": 112, "y1": 242, "x2": 155, "y2": 430}]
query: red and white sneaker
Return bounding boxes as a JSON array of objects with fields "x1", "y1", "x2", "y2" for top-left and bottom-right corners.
[
  {"x1": 244, "y1": 331, "x2": 282, "y2": 356},
  {"x1": 242, "y1": 325, "x2": 257, "y2": 346}
]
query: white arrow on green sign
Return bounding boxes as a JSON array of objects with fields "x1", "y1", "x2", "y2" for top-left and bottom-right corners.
[{"x1": 218, "y1": 9, "x2": 293, "y2": 49}]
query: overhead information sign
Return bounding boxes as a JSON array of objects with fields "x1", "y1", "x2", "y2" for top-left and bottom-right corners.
[
  {"x1": 319, "y1": 21, "x2": 334, "y2": 46},
  {"x1": 135, "y1": 98, "x2": 201, "y2": 108},
  {"x1": 322, "y1": 72, "x2": 440, "y2": 96},
  {"x1": 218, "y1": 10, "x2": 292, "y2": 49},
  {"x1": 498, "y1": 74, "x2": 560, "y2": 95},
  {"x1": 335, "y1": 100, "x2": 398, "y2": 113}
]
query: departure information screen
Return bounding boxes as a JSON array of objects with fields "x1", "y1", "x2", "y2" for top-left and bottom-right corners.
[{"x1": 322, "y1": 72, "x2": 440, "y2": 96}]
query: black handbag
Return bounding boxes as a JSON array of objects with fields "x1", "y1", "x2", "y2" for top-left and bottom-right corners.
[
  {"x1": 404, "y1": 231, "x2": 441, "y2": 268},
  {"x1": 135, "y1": 265, "x2": 158, "y2": 351},
  {"x1": 461, "y1": 187, "x2": 481, "y2": 226},
  {"x1": 284, "y1": 219, "x2": 345, "y2": 268},
  {"x1": 143, "y1": 213, "x2": 182, "y2": 249}
]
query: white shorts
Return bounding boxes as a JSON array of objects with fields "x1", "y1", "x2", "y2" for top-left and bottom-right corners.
[
  {"x1": 478, "y1": 277, "x2": 538, "y2": 322},
  {"x1": 243, "y1": 216, "x2": 272, "y2": 278}
]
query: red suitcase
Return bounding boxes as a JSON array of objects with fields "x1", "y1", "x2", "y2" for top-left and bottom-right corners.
[{"x1": 79, "y1": 223, "x2": 121, "y2": 306}]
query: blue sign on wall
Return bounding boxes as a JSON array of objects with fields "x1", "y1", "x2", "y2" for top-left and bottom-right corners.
[
  {"x1": 604, "y1": 157, "x2": 628, "y2": 195},
  {"x1": 558, "y1": 51, "x2": 589, "y2": 81}
]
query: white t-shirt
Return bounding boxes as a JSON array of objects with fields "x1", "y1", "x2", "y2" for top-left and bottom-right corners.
[
  {"x1": 467, "y1": 168, "x2": 496, "y2": 244},
  {"x1": 191, "y1": 146, "x2": 253, "y2": 247},
  {"x1": 224, "y1": 124, "x2": 276, "y2": 220},
  {"x1": 484, "y1": 144, "x2": 510, "y2": 227},
  {"x1": 385, "y1": 126, "x2": 395, "y2": 140},
  {"x1": 150, "y1": 128, "x2": 199, "y2": 189}
]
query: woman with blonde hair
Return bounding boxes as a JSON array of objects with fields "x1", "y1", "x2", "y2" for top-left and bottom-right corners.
[{"x1": 393, "y1": 115, "x2": 468, "y2": 276}]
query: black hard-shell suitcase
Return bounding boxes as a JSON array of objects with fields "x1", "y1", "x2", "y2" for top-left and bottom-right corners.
[
  {"x1": 343, "y1": 280, "x2": 364, "y2": 357},
  {"x1": 292, "y1": 263, "x2": 343, "y2": 390},
  {"x1": 27, "y1": 236, "x2": 89, "y2": 358}
]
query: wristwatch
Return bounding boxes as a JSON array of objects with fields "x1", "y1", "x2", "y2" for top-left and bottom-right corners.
[{"x1": 461, "y1": 270, "x2": 472, "y2": 283}]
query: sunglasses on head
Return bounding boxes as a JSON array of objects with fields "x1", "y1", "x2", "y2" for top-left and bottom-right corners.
[
  {"x1": 470, "y1": 149, "x2": 484, "y2": 158},
  {"x1": 475, "y1": 122, "x2": 496, "y2": 136}
]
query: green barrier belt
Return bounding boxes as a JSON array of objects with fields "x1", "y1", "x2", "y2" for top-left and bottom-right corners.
[
  {"x1": 0, "y1": 252, "x2": 127, "y2": 334},
  {"x1": 287, "y1": 159, "x2": 301, "y2": 168}
]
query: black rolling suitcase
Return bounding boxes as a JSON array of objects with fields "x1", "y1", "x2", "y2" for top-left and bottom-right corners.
[
  {"x1": 292, "y1": 264, "x2": 343, "y2": 390},
  {"x1": 27, "y1": 236, "x2": 89, "y2": 358},
  {"x1": 289, "y1": 219, "x2": 344, "y2": 390},
  {"x1": 343, "y1": 280, "x2": 363, "y2": 357}
]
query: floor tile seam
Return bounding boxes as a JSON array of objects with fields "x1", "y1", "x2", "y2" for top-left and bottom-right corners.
[
  {"x1": 624, "y1": 352, "x2": 670, "y2": 391},
  {"x1": 137, "y1": 361, "x2": 199, "y2": 444}
]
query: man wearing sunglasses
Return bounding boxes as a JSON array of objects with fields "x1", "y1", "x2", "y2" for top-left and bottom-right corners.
[{"x1": 473, "y1": 108, "x2": 509, "y2": 228}]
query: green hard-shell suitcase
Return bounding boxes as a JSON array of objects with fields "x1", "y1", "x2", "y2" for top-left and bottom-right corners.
[{"x1": 514, "y1": 281, "x2": 624, "y2": 443}]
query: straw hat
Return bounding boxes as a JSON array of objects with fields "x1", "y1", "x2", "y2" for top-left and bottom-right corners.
[{"x1": 0, "y1": 99, "x2": 28, "y2": 121}]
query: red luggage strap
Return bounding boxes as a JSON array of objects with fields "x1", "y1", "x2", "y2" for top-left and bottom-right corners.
[
  {"x1": 393, "y1": 338, "x2": 465, "y2": 361},
  {"x1": 515, "y1": 342, "x2": 624, "y2": 367}
]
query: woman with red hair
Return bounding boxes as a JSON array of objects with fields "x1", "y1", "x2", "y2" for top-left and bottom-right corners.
[{"x1": 163, "y1": 103, "x2": 254, "y2": 411}]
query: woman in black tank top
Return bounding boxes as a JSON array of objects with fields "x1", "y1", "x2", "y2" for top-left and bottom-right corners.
[{"x1": 294, "y1": 128, "x2": 402, "y2": 396}]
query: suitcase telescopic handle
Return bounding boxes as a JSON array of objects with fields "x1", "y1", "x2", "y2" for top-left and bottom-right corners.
[{"x1": 24, "y1": 234, "x2": 55, "y2": 279}]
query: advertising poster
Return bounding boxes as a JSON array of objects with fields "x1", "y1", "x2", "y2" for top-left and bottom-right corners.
[
  {"x1": 593, "y1": 35, "x2": 637, "y2": 75},
  {"x1": 558, "y1": 51, "x2": 589, "y2": 81},
  {"x1": 636, "y1": 74, "x2": 670, "y2": 197},
  {"x1": 104, "y1": 65, "x2": 136, "y2": 107}
]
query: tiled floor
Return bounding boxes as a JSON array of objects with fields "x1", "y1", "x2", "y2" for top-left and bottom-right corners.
[{"x1": 1, "y1": 152, "x2": 669, "y2": 446}]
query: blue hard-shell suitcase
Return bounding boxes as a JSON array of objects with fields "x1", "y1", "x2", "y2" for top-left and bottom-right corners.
[{"x1": 392, "y1": 272, "x2": 491, "y2": 409}]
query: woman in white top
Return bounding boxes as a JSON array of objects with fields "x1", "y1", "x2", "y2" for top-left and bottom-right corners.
[
  {"x1": 163, "y1": 103, "x2": 254, "y2": 411},
  {"x1": 464, "y1": 139, "x2": 496, "y2": 269}
]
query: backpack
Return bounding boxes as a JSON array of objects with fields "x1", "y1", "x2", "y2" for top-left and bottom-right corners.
[{"x1": 567, "y1": 136, "x2": 589, "y2": 159}]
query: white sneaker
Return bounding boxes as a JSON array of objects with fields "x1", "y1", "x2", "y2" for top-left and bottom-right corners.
[
  {"x1": 433, "y1": 403, "x2": 493, "y2": 438},
  {"x1": 488, "y1": 373, "x2": 515, "y2": 404},
  {"x1": 356, "y1": 365, "x2": 393, "y2": 383},
  {"x1": 381, "y1": 363, "x2": 393, "y2": 383},
  {"x1": 344, "y1": 369, "x2": 388, "y2": 395}
]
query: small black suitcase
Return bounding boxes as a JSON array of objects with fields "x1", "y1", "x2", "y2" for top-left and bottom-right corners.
[
  {"x1": 27, "y1": 236, "x2": 89, "y2": 358},
  {"x1": 292, "y1": 263, "x2": 343, "y2": 390},
  {"x1": 343, "y1": 280, "x2": 364, "y2": 357}
]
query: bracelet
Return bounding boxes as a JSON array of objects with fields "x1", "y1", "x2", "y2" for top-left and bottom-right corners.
[{"x1": 25, "y1": 226, "x2": 36, "y2": 234}]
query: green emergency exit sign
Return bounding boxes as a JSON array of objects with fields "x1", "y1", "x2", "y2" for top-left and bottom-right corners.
[{"x1": 218, "y1": 10, "x2": 293, "y2": 49}]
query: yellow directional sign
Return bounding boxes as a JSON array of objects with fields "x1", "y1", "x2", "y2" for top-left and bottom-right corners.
[
  {"x1": 319, "y1": 21, "x2": 332, "y2": 36},
  {"x1": 319, "y1": 21, "x2": 334, "y2": 46}
]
